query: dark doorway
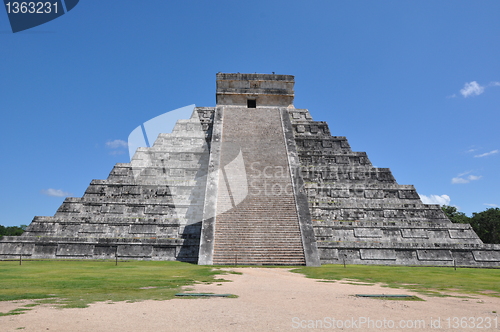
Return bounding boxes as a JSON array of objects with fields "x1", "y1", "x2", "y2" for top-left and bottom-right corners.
[{"x1": 247, "y1": 99, "x2": 256, "y2": 108}]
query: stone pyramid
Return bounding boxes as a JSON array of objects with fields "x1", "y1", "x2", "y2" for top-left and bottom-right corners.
[{"x1": 1, "y1": 73, "x2": 499, "y2": 267}]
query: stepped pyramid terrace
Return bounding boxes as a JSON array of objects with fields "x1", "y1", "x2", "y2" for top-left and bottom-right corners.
[{"x1": 1, "y1": 73, "x2": 499, "y2": 267}]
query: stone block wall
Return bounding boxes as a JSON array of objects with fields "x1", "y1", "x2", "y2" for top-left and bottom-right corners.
[{"x1": 216, "y1": 73, "x2": 295, "y2": 107}]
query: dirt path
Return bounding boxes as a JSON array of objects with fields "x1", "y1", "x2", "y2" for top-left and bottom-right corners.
[{"x1": 1, "y1": 268, "x2": 499, "y2": 331}]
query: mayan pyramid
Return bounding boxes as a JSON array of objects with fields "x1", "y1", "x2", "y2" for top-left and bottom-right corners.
[{"x1": 1, "y1": 73, "x2": 499, "y2": 267}]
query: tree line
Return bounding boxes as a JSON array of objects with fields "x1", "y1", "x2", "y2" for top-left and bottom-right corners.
[
  {"x1": 442, "y1": 206, "x2": 500, "y2": 244},
  {"x1": 0, "y1": 225, "x2": 26, "y2": 237}
]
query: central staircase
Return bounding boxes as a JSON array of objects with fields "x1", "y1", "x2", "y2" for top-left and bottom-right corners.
[{"x1": 212, "y1": 107, "x2": 306, "y2": 265}]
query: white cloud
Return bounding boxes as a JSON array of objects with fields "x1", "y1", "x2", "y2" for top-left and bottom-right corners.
[
  {"x1": 451, "y1": 173, "x2": 482, "y2": 184},
  {"x1": 451, "y1": 177, "x2": 469, "y2": 184},
  {"x1": 484, "y1": 203, "x2": 499, "y2": 207},
  {"x1": 419, "y1": 194, "x2": 451, "y2": 206},
  {"x1": 106, "y1": 139, "x2": 128, "y2": 149},
  {"x1": 458, "y1": 170, "x2": 472, "y2": 177},
  {"x1": 474, "y1": 150, "x2": 498, "y2": 158},
  {"x1": 41, "y1": 188, "x2": 71, "y2": 197},
  {"x1": 460, "y1": 81, "x2": 485, "y2": 97},
  {"x1": 458, "y1": 81, "x2": 500, "y2": 98}
]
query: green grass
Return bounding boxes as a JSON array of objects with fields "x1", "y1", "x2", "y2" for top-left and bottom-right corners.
[
  {"x1": 292, "y1": 264, "x2": 500, "y2": 297},
  {"x1": 3, "y1": 260, "x2": 500, "y2": 315},
  {"x1": 0, "y1": 260, "x2": 229, "y2": 310}
]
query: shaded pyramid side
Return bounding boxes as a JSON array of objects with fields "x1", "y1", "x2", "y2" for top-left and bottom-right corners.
[
  {"x1": 288, "y1": 109, "x2": 500, "y2": 266},
  {"x1": 0, "y1": 108, "x2": 215, "y2": 261}
]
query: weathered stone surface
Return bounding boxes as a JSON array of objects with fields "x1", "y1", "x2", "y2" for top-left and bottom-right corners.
[
  {"x1": 417, "y1": 250, "x2": 453, "y2": 261},
  {"x1": 472, "y1": 250, "x2": 500, "y2": 262},
  {"x1": 354, "y1": 228, "x2": 383, "y2": 238},
  {"x1": 360, "y1": 249, "x2": 396, "y2": 260},
  {"x1": 216, "y1": 73, "x2": 294, "y2": 107},
  {"x1": 0, "y1": 242, "x2": 34, "y2": 255},
  {"x1": 56, "y1": 244, "x2": 94, "y2": 257}
]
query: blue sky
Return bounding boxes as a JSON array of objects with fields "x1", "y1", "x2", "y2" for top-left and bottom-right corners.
[{"x1": 1, "y1": 1, "x2": 499, "y2": 226}]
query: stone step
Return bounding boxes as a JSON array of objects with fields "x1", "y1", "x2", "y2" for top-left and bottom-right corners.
[
  {"x1": 213, "y1": 247, "x2": 304, "y2": 252},
  {"x1": 215, "y1": 244, "x2": 302, "y2": 247},
  {"x1": 214, "y1": 238, "x2": 302, "y2": 243},
  {"x1": 215, "y1": 234, "x2": 302, "y2": 237},
  {"x1": 213, "y1": 257, "x2": 306, "y2": 264},
  {"x1": 216, "y1": 230, "x2": 301, "y2": 234},
  {"x1": 214, "y1": 242, "x2": 303, "y2": 246},
  {"x1": 214, "y1": 229, "x2": 302, "y2": 233},
  {"x1": 213, "y1": 253, "x2": 306, "y2": 258},
  {"x1": 215, "y1": 224, "x2": 302, "y2": 228},
  {"x1": 213, "y1": 260, "x2": 306, "y2": 264},
  {"x1": 215, "y1": 250, "x2": 303, "y2": 254},
  {"x1": 215, "y1": 236, "x2": 302, "y2": 240},
  {"x1": 214, "y1": 261, "x2": 306, "y2": 264},
  {"x1": 214, "y1": 255, "x2": 304, "y2": 258}
]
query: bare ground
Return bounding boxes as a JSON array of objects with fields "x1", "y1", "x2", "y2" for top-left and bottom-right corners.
[{"x1": 1, "y1": 268, "x2": 499, "y2": 331}]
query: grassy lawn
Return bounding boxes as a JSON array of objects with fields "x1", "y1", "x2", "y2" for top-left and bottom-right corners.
[
  {"x1": 292, "y1": 264, "x2": 500, "y2": 297},
  {"x1": 0, "y1": 260, "x2": 228, "y2": 311},
  {"x1": 2, "y1": 260, "x2": 500, "y2": 316}
]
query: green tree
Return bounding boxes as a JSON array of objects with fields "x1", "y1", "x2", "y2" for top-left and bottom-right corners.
[
  {"x1": 470, "y1": 208, "x2": 500, "y2": 244},
  {"x1": 0, "y1": 225, "x2": 25, "y2": 237},
  {"x1": 441, "y1": 205, "x2": 470, "y2": 224}
]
